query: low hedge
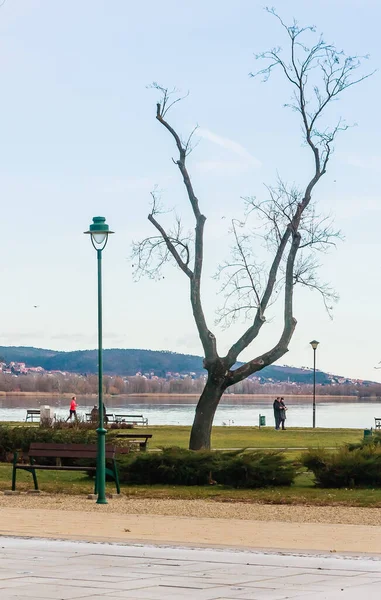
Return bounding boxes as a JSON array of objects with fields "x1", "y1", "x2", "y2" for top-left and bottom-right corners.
[
  {"x1": 301, "y1": 445, "x2": 381, "y2": 488},
  {"x1": 0, "y1": 426, "x2": 297, "y2": 488},
  {"x1": 117, "y1": 447, "x2": 297, "y2": 488},
  {"x1": 0, "y1": 424, "x2": 101, "y2": 461}
]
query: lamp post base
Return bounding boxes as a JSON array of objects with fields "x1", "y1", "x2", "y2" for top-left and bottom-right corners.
[{"x1": 96, "y1": 426, "x2": 108, "y2": 505}]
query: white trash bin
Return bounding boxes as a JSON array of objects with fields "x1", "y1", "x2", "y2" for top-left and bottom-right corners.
[{"x1": 40, "y1": 405, "x2": 54, "y2": 426}]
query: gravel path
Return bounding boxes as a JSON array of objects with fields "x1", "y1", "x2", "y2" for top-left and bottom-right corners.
[{"x1": 1, "y1": 493, "x2": 381, "y2": 526}]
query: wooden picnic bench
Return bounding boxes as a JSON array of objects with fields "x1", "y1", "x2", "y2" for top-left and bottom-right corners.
[
  {"x1": 375, "y1": 418, "x2": 381, "y2": 429},
  {"x1": 114, "y1": 414, "x2": 148, "y2": 426},
  {"x1": 12, "y1": 442, "x2": 121, "y2": 494},
  {"x1": 115, "y1": 433, "x2": 153, "y2": 451},
  {"x1": 25, "y1": 410, "x2": 40, "y2": 422}
]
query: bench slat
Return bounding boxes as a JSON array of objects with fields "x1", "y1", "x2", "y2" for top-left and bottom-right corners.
[
  {"x1": 27, "y1": 442, "x2": 115, "y2": 459},
  {"x1": 114, "y1": 414, "x2": 148, "y2": 424},
  {"x1": 16, "y1": 465, "x2": 96, "y2": 471},
  {"x1": 28, "y1": 450, "x2": 115, "y2": 459},
  {"x1": 115, "y1": 434, "x2": 152, "y2": 439},
  {"x1": 28, "y1": 450, "x2": 98, "y2": 459},
  {"x1": 116, "y1": 415, "x2": 145, "y2": 418},
  {"x1": 29, "y1": 443, "x2": 115, "y2": 451}
]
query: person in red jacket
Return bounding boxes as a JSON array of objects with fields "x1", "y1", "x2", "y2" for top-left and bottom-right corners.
[{"x1": 66, "y1": 396, "x2": 78, "y2": 422}]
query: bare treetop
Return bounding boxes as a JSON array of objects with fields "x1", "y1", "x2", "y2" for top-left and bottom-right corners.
[
  {"x1": 253, "y1": 8, "x2": 374, "y2": 175},
  {"x1": 133, "y1": 10, "x2": 372, "y2": 449}
]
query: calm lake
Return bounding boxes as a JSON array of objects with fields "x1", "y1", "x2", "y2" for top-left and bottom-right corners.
[{"x1": 0, "y1": 395, "x2": 380, "y2": 429}]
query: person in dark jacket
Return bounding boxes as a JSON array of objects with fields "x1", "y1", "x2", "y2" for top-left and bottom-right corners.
[
  {"x1": 273, "y1": 397, "x2": 282, "y2": 430},
  {"x1": 279, "y1": 397, "x2": 287, "y2": 430}
]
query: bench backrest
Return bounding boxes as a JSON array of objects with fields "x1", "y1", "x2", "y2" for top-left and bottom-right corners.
[
  {"x1": 115, "y1": 434, "x2": 152, "y2": 439},
  {"x1": 27, "y1": 410, "x2": 40, "y2": 414},
  {"x1": 116, "y1": 414, "x2": 144, "y2": 418},
  {"x1": 28, "y1": 442, "x2": 116, "y2": 460}
]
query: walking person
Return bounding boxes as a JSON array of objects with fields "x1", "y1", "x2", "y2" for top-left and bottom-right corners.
[
  {"x1": 273, "y1": 397, "x2": 282, "y2": 430},
  {"x1": 279, "y1": 397, "x2": 287, "y2": 430},
  {"x1": 66, "y1": 396, "x2": 78, "y2": 422}
]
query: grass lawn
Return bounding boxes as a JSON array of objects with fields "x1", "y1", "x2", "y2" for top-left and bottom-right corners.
[
  {"x1": 0, "y1": 423, "x2": 375, "y2": 507},
  {"x1": 1, "y1": 423, "x2": 364, "y2": 450},
  {"x1": 125, "y1": 425, "x2": 364, "y2": 450},
  {"x1": 2, "y1": 464, "x2": 381, "y2": 507}
]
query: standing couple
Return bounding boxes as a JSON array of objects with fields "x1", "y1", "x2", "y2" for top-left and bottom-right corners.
[{"x1": 273, "y1": 397, "x2": 287, "y2": 430}]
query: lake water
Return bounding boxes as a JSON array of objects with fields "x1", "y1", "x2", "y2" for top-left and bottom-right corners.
[{"x1": 0, "y1": 395, "x2": 380, "y2": 429}]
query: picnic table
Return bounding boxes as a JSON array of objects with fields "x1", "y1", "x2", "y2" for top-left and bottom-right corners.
[
  {"x1": 115, "y1": 433, "x2": 152, "y2": 451},
  {"x1": 11, "y1": 442, "x2": 121, "y2": 493},
  {"x1": 114, "y1": 414, "x2": 148, "y2": 426},
  {"x1": 25, "y1": 410, "x2": 40, "y2": 422}
]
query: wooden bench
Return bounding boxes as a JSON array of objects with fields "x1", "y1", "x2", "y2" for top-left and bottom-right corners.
[
  {"x1": 25, "y1": 410, "x2": 40, "y2": 422},
  {"x1": 12, "y1": 442, "x2": 120, "y2": 494},
  {"x1": 114, "y1": 414, "x2": 148, "y2": 426},
  {"x1": 375, "y1": 418, "x2": 381, "y2": 429},
  {"x1": 115, "y1": 433, "x2": 152, "y2": 451},
  {"x1": 85, "y1": 413, "x2": 115, "y2": 423}
]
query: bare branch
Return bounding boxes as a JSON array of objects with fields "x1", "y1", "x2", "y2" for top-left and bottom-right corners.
[
  {"x1": 139, "y1": 84, "x2": 217, "y2": 360},
  {"x1": 251, "y1": 10, "x2": 374, "y2": 184},
  {"x1": 229, "y1": 231, "x2": 301, "y2": 384},
  {"x1": 293, "y1": 252, "x2": 339, "y2": 318},
  {"x1": 148, "y1": 83, "x2": 190, "y2": 118}
]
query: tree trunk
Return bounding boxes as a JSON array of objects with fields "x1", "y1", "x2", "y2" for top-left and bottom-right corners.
[{"x1": 189, "y1": 374, "x2": 225, "y2": 450}]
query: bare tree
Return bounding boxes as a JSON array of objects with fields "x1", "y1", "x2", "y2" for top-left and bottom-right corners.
[{"x1": 133, "y1": 12, "x2": 372, "y2": 450}]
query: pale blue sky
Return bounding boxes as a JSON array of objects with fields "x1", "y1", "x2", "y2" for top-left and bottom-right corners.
[{"x1": 0, "y1": 0, "x2": 380, "y2": 381}]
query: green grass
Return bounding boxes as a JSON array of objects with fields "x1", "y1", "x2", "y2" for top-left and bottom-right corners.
[
  {"x1": 1, "y1": 424, "x2": 375, "y2": 507},
  {"x1": 2, "y1": 463, "x2": 381, "y2": 507},
  {"x1": 1, "y1": 423, "x2": 363, "y2": 450},
  {"x1": 0, "y1": 422, "x2": 363, "y2": 450},
  {"x1": 130, "y1": 425, "x2": 363, "y2": 450}
]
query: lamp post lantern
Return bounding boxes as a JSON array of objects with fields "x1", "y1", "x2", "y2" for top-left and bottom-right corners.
[
  {"x1": 84, "y1": 216, "x2": 114, "y2": 504},
  {"x1": 310, "y1": 340, "x2": 319, "y2": 429}
]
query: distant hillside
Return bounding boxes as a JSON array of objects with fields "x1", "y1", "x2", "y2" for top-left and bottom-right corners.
[{"x1": 0, "y1": 346, "x2": 334, "y2": 384}]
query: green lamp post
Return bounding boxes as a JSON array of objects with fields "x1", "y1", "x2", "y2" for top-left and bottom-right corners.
[
  {"x1": 84, "y1": 216, "x2": 114, "y2": 504},
  {"x1": 310, "y1": 340, "x2": 319, "y2": 429}
]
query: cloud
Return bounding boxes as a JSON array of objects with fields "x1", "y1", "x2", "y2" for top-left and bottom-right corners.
[{"x1": 197, "y1": 128, "x2": 262, "y2": 168}]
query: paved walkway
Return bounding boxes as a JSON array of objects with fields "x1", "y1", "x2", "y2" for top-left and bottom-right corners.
[{"x1": 1, "y1": 537, "x2": 381, "y2": 599}]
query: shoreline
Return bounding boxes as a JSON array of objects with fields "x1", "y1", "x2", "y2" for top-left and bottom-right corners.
[{"x1": 0, "y1": 391, "x2": 376, "y2": 401}]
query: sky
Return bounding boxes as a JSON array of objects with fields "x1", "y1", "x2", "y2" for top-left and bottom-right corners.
[{"x1": 0, "y1": 0, "x2": 380, "y2": 382}]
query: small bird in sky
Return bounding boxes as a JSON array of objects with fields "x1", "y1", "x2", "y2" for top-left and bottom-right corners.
[{"x1": 33, "y1": 305, "x2": 40, "y2": 309}]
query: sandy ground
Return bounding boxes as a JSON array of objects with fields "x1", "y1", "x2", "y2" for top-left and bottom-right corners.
[{"x1": 0, "y1": 493, "x2": 381, "y2": 554}]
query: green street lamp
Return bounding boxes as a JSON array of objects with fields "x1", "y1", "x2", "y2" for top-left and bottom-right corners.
[
  {"x1": 310, "y1": 340, "x2": 320, "y2": 429},
  {"x1": 84, "y1": 216, "x2": 114, "y2": 504}
]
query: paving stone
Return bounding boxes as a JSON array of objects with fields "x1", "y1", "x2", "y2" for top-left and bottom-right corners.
[{"x1": 0, "y1": 538, "x2": 381, "y2": 599}]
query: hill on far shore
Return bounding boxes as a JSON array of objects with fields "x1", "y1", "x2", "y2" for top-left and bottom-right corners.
[{"x1": 0, "y1": 345, "x2": 347, "y2": 385}]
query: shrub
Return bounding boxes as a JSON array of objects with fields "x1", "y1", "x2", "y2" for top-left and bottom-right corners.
[
  {"x1": 0, "y1": 427, "x2": 298, "y2": 489},
  {"x1": 347, "y1": 431, "x2": 381, "y2": 452},
  {"x1": 117, "y1": 447, "x2": 297, "y2": 488},
  {"x1": 0, "y1": 424, "x2": 110, "y2": 461},
  {"x1": 216, "y1": 451, "x2": 296, "y2": 488},
  {"x1": 118, "y1": 447, "x2": 218, "y2": 486},
  {"x1": 302, "y1": 446, "x2": 381, "y2": 488}
]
